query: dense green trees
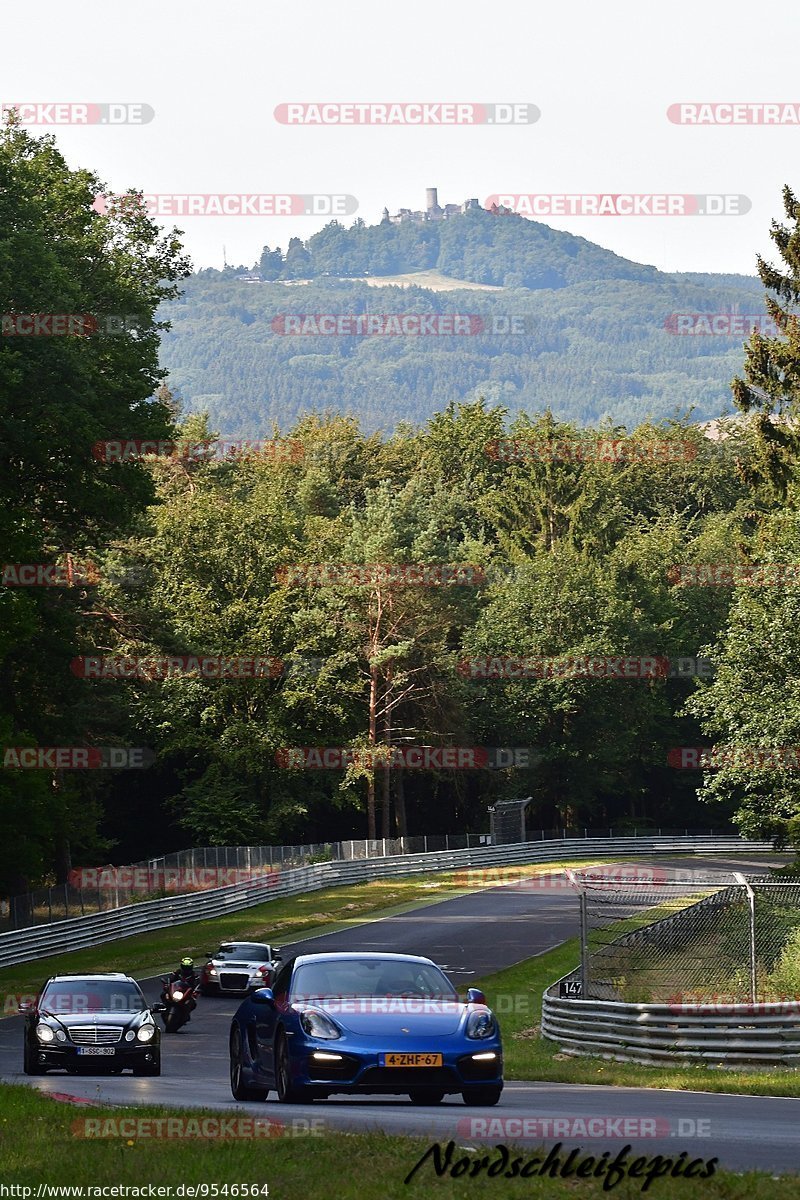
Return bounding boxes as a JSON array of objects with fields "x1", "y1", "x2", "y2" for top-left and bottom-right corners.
[
  {"x1": 8, "y1": 116, "x2": 800, "y2": 886},
  {"x1": 0, "y1": 117, "x2": 189, "y2": 889}
]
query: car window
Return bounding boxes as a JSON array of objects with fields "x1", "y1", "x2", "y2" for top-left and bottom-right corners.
[
  {"x1": 271, "y1": 961, "x2": 293, "y2": 998},
  {"x1": 217, "y1": 943, "x2": 270, "y2": 959},
  {"x1": 291, "y1": 960, "x2": 457, "y2": 1000},
  {"x1": 41, "y1": 980, "x2": 147, "y2": 1015}
]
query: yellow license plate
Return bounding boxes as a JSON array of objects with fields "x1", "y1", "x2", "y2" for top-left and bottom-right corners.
[{"x1": 380, "y1": 1052, "x2": 443, "y2": 1068}]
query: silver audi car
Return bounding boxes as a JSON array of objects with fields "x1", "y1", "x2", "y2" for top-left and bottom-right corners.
[{"x1": 199, "y1": 941, "x2": 281, "y2": 996}]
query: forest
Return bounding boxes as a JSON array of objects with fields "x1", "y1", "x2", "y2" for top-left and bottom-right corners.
[{"x1": 5, "y1": 121, "x2": 800, "y2": 894}]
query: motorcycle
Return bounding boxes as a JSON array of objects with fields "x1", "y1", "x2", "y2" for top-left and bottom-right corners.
[{"x1": 160, "y1": 976, "x2": 199, "y2": 1033}]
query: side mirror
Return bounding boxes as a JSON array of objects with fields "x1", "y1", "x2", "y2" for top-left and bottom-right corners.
[
  {"x1": 251, "y1": 987, "x2": 275, "y2": 1006},
  {"x1": 466, "y1": 988, "x2": 487, "y2": 1005},
  {"x1": 18, "y1": 1001, "x2": 33, "y2": 1016},
  {"x1": 151, "y1": 1002, "x2": 167, "y2": 1013}
]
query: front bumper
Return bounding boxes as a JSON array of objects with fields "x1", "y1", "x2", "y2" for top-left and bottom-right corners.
[
  {"x1": 291, "y1": 1037, "x2": 503, "y2": 1095},
  {"x1": 31, "y1": 1042, "x2": 159, "y2": 1071}
]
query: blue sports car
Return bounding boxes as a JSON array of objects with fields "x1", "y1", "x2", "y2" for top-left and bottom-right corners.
[{"x1": 228, "y1": 951, "x2": 503, "y2": 1105}]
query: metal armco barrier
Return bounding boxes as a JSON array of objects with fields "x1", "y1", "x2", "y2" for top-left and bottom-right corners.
[
  {"x1": 543, "y1": 870, "x2": 800, "y2": 1067},
  {"x1": 542, "y1": 989, "x2": 800, "y2": 1068},
  {"x1": 0, "y1": 835, "x2": 773, "y2": 970}
]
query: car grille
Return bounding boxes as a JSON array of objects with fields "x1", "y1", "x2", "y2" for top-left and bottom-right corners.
[
  {"x1": 67, "y1": 1025, "x2": 124, "y2": 1045},
  {"x1": 219, "y1": 973, "x2": 250, "y2": 991},
  {"x1": 358, "y1": 1066, "x2": 456, "y2": 1089}
]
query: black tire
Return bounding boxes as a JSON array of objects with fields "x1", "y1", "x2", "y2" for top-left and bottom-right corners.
[
  {"x1": 462, "y1": 1085, "x2": 502, "y2": 1107},
  {"x1": 230, "y1": 1027, "x2": 268, "y2": 1101},
  {"x1": 23, "y1": 1038, "x2": 45, "y2": 1076},
  {"x1": 408, "y1": 1090, "x2": 445, "y2": 1105},
  {"x1": 164, "y1": 1008, "x2": 182, "y2": 1034},
  {"x1": 275, "y1": 1031, "x2": 309, "y2": 1104}
]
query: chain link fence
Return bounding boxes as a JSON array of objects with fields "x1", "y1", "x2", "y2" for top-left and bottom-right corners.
[
  {"x1": 0, "y1": 833, "x2": 493, "y2": 933},
  {"x1": 572, "y1": 867, "x2": 800, "y2": 1004},
  {"x1": 1, "y1": 826, "x2": 737, "y2": 934}
]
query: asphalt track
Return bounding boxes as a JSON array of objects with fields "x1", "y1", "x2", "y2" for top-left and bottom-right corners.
[{"x1": 2, "y1": 855, "x2": 799, "y2": 1175}]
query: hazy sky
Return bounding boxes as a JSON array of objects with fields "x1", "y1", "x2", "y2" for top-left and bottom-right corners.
[{"x1": 4, "y1": 1, "x2": 798, "y2": 276}]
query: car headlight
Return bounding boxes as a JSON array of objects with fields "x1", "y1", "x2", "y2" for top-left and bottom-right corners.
[
  {"x1": 207, "y1": 967, "x2": 217, "y2": 976},
  {"x1": 36, "y1": 1024, "x2": 55, "y2": 1043},
  {"x1": 125, "y1": 1030, "x2": 136, "y2": 1042},
  {"x1": 137, "y1": 1024, "x2": 156, "y2": 1042},
  {"x1": 299, "y1": 1008, "x2": 341, "y2": 1040},
  {"x1": 56, "y1": 1029, "x2": 67, "y2": 1042},
  {"x1": 466, "y1": 1010, "x2": 497, "y2": 1040}
]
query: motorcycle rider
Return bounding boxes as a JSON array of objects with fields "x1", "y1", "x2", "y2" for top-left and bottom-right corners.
[{"x1": 161, "y1": 956, "x2": 198, "y2": 1016}]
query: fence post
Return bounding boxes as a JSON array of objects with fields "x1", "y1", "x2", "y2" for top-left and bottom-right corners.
[
  {"x1": 735, "y1": 873, "x2": 757, "y2": 1004},
  {"x1": 579, "y1": 889, "x2": 589, "y2": 998}
]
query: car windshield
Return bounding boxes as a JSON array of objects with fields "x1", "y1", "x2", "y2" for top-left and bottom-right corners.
[
  {"x1": 41, "y1": 980, "x2": 147, "y2": 1016},
  {"x1": 291, "y1": 959, "x2": 457, "y2": 1000},
  {"x1": 216, "y1": 943, "x2": 270, "y2": 959}
]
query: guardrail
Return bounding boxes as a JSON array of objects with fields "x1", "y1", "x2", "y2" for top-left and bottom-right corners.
[
  {"x1": 541, "y1": 988, "x2": 800, "y2": 1068},
  {"x1": 542, "y1": 871, "x2": 800, "y2": 1067},
  {"x1": 0, "y1": 835, "x2": 774, "y2": 970}
]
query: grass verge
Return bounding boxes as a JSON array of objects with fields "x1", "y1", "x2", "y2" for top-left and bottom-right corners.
[
  {"x1": 0, "y1": 1083, "x2": 792, "y2": 1196},
  {"x1": 473, "y1": 940, "x2": 800, "y2": 1096}
]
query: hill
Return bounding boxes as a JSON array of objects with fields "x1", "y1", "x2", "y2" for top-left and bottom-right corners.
[{"x1": 158, "y1": 208, "x2": 765, "y2": 436}]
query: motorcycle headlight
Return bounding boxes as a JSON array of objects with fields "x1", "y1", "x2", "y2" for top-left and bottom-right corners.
[
  {"x1": 36, "y1": 1024, "x2": 55, "y2": 1043},
  {"x1": 299, "y1": 1008, "x2": 341, "y2": 1040},
  {"x1": 172, "y1": 991, "x2": 184, "y2": 1002},
  {"x1": 137, "y1": 1024, "x2": 156, "y2": 1042},
  {"x1": 466, "y1": 1010, "x2": 497, "y2": 1040}
]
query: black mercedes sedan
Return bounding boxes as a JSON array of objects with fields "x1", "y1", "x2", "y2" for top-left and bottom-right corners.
[{"x1": 21, "y1": 973, "x2": 163, "y2": 1075}]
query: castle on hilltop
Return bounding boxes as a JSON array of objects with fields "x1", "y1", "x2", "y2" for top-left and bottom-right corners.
[{"x1": 382, "y1": 187, "x2": 482, "y2": 225}]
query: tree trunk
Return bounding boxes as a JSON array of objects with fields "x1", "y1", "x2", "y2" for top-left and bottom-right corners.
[
  {"x1": 382, "y1": 703, "x2": 391, "y2": 838},
  {"x1": 367, "y1": 662, "x2": 378, "y2": 840}
]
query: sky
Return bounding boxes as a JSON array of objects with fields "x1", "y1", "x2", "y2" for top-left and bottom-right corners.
[{"x1": 3, "y1": 1, "x2": 799, "y2": 276}]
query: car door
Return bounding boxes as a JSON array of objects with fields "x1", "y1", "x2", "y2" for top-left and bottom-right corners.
[{"x1": 252, "y1": 959, "x2": 292, "y2": 1084}]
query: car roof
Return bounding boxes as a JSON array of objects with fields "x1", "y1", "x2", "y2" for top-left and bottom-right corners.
[
  {"x1": 45, "y1": 974, "x2": 135, "y2": 983},
  {"x1": 291, "y1": 952, "x2": 437, "y2": 968}
]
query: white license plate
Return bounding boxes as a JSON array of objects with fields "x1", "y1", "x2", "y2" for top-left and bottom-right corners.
[{"x1": 77, "y1": 1047, "x2": 115, "y2": 1056}]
